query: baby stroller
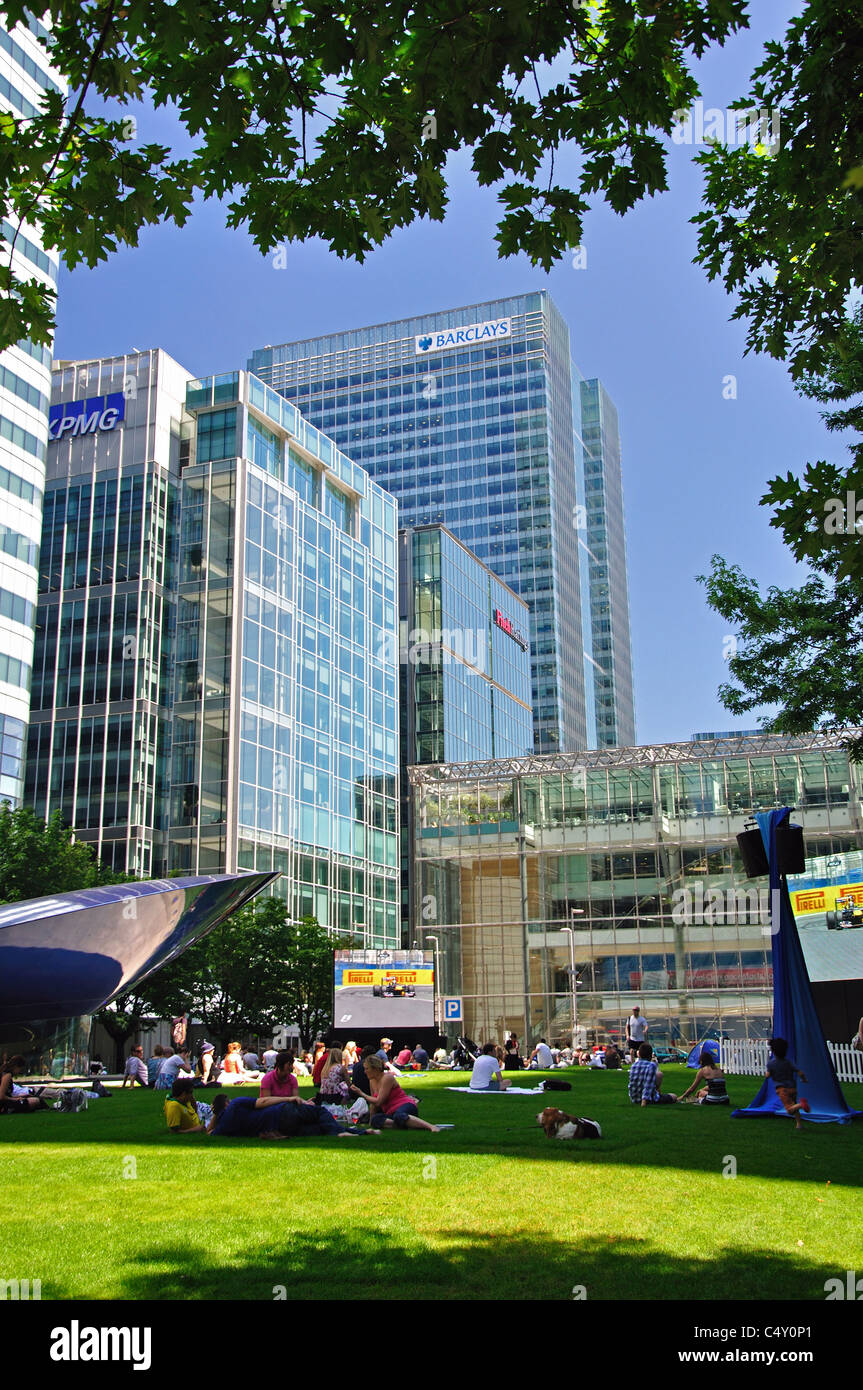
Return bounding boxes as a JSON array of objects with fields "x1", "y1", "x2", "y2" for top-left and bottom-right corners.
[{"x1": 452, "y1": 1037, "x2": 480, "y2": 1070}]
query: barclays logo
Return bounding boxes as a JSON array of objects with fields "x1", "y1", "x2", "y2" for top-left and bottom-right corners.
[
  {"x1": 415, "y1": 317, "x2": 512, "y2": 355},
  {"x1": 49, "y1": 392, "x2": 125, "y2": 441}
]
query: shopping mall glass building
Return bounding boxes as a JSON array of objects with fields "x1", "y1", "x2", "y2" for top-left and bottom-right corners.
[
  {"x1": 410, "y1": 733, "x2": 863, "y2": 1046},
  {"x1": 0, "y1": 15, "x2": 65, "y2": 806},
  {"x1": 250, "y1": 291, "x2": 635, "y2": 755},
  {"x1": 27, "y1": 357, "x2": 401, "y2": 947}
]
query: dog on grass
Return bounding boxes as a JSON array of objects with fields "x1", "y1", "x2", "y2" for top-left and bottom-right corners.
[{"x1": 536, "y1": 1106, "x2": 602, "y2": 1141}]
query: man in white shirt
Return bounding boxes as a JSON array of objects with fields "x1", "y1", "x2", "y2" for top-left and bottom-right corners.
[
  {"x1": 121, "y1": 1045, "x2": 148, "y2": 1087},
  {"x1": 626, "y1": 1007, "x2": 648, "y2": 1062},
  {"x1": 529, "y1": 1038, "x2": 554, "y2": 1069},
  {"x1": 469, "y1": 1043, "x2": 511, "y2": 1091},
  {"x1": 262, "y1": 1046, "x2": 279, "y2": 1070}
]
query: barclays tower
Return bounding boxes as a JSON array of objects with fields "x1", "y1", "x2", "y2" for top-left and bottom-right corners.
[{"x1": 250, "y1": 291, "x2": 635, "y2": 754}]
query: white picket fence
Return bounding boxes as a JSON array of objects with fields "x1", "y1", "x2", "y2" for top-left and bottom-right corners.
[{"x1": 719, "y1": 1038, "x2": 863, "y2": 1084}]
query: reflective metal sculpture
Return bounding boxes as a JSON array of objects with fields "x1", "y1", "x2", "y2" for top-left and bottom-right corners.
[{"x1": 0, "y1": 872, "x2": 279, "y2": 1027}]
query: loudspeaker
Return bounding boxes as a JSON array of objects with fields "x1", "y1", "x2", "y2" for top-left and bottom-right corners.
[
  {"x1": 737, "y1": 828, "x2": 769, "y2": 877},
  {"x1": 775, "y1": 821, "x2": 806, "y2": 874},
  {"x1": 736, "y1": 822, "x2": 806, "y2": 877}
]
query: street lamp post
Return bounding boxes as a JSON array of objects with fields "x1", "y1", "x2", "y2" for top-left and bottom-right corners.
[
  {"x1": 563, "y1": 908, "x2": 585, "y2": 1050},
  {"x1": 426, "y1": 934, "x2": 440, "y2": 1032}
]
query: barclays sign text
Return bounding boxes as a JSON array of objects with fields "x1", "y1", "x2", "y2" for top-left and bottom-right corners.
[
  {"x1": 49, "y1": 393, "x2": 126, "y2": 441},
  {"x1": 415, "y1": 318, "x2": 511, "y2": 355}
]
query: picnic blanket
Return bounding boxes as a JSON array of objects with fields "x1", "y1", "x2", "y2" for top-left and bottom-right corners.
[{"x1": 446, "y1": 1085, "x2": 545, "y2": 1095}]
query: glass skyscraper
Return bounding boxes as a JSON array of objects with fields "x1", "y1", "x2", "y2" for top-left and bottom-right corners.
[
  {"x1": 27, "y1": 356, "x2": 401, "y2": 946},
  {"x1": 0, "y1": 15, "x2": 65, "y2": 806},
  {"x1": 398, "y1": 522, "x2": 533, "y2": 933},
  {"x1": 27, "y1": 350, "x2": 190, "y2": 877},
  {"x1": 250, "y1": 290, "x2": 627, "y2": 754},
  {"x1": 576, "y1": 378, "x2": 636, "y2": 748},
  {"x1": 174, "y1": 371, "x2": 400, "y2": 943}
]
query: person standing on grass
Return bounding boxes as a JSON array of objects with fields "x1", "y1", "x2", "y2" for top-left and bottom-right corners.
[
  {"x1": 351, "y1": 1054, "x2": 441, "y2": 1132},
  {"x1": 626, "y1": 1007, "x2": 648, "y2": 1062},
  {"x1": 121, "y1": 1044, "x2": 148, "y2": 1088},
  {"x1": 766, "y1": 1037, "x2": 810, "y2": 1131}
]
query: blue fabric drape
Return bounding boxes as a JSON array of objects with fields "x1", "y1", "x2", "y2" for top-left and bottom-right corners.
[{"x1": 732, "y1": 808, "x2": 862, "y2": 1123}]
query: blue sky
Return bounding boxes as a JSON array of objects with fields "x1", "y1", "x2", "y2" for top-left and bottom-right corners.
[{"x1": 54, "y1": 2, "x2": 835, "y2": 748}]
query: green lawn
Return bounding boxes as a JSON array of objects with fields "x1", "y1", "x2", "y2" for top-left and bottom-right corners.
[{"x1": 1, "y1": 1067, "x2": 860, "y2": 1301}]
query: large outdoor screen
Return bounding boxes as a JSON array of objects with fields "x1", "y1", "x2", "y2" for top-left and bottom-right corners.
[
  {"x1": 789, "y1": 849, "x2": 863, "y2": 984},
  {"x1": 333, "y1": 949, "x2": 434, "y2": 1030}
]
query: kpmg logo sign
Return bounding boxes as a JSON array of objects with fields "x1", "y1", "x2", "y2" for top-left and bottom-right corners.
[
  {"x1": 49, "y1": 393, "x2": 125, "y2": 442},
  {"x1": 415, "y1": 317, "x2": 512, "y2": 355}
]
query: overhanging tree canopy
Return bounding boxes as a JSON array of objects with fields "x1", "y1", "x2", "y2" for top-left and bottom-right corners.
[{"x1": 0, "y1": 0, "x2": 748, "y2": 348}]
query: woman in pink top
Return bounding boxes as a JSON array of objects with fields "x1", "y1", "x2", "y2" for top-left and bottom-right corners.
[{"x1": 351, "y1": 1055, "x2": 440, "y2": 1131}]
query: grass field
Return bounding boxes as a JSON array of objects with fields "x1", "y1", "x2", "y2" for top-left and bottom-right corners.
[{"x1": 1, "y1": 1066, "x2": 861, "y2": 1301}]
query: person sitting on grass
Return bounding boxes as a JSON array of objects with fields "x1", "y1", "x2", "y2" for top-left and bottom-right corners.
[
  {"x1": 207, "y1": 1089, "x2": 374, "y2": 1139},
  {"x1": 319, "y1": 1046, "x2": 352, "y2": 1104},
  {"x1": 260, "y1": 1050, "x2": 303, "y2": 1101},
  {"x1": 146, "y1": 1044, "x2": 165, "y2": 1086},
  {"x1": 627, "y1": 1043, "x2": 678, "y2": 1106},
  {"x1": 766, "y1": 1037, "x2": 810, "y2": 1131},
  {"x1": 469, "y1": 1042, "x2": 511, "y2": 1091},
  {"x1": 221, "y1": 1041, "x2": 261, "y2": 1083},
  {"x1": 121, "y1": 1044, "x2": 148, "y2": 1088},
  {"x1": 197, "y1": 1043, "x2": 221, "y2": 1087},
  {"x1": 155, "y1": 1047, "x2": 194, "y2": 1091},
  {"x1": 678, "y1": 1050, "x2": 730, "y2": 1105},
  {"x1": 351, "y1": 1054, "x2": 441, "y2": 1132},
  {"x1": 0, "y1": 1056, "x2": 44, "y2": 1113}
]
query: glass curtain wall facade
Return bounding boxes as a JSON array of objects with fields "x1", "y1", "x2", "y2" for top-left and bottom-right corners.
[
  {"x1": 576, "y1": 378, "x2": 636, "y2": 748},
  {"x1": 26, "y1": 351, "x2": 189, "y2": 876},
  {"x1": 411, "y1": 735, "x2": 863, "y2": 1046},
  {"x1": 249, "y1": 291, "x2": 594, "y2": 754},
  {"x1": 0, "y1": 15, "x2": 66, "y2": 806},
  {"x1": 172, "y1": 372, "x2": 400, "y2": 945},
  {"x1": 399, "y1": 523, "x2": 533, "y2": 936}
]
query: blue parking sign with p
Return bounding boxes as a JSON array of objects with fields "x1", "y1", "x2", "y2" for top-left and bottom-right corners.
[{"x1": 443, "y1": 997, "x2": 463, "y2": 1022}]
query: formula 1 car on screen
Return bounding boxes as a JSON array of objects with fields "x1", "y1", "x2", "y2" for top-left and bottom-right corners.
[
  {"x1": 826, "y1": 893, "x2": 863, "y2": 930},
  {"x1": 372, "y1": 974, "x2": 416, "y2": 998}
]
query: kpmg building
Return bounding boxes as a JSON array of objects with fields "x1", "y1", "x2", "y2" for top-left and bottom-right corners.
[
  {"x1": 0, "y1": 15, "x2": 66, "y2": 807},
  {"x1": 250, "y1": 291, "x2": 636, "y2": 754},
  {"x1": 27, "y1": 357, "x2": 401, "y2": 947}
]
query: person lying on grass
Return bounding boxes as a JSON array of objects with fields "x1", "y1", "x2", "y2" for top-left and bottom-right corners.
[
  {"x1": 350, "y1": 1054, "x2": 441, "y2": 1132},
  {"x1": 206, "y1": 1089, "x2": 379, "y2": 1139},
  {"x1": 678, "y1": 1051, "x2": 730, "y2": 1105},
  {"x1": 164, "y1": 1078, "x2": 209, "y2": 1133}
]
